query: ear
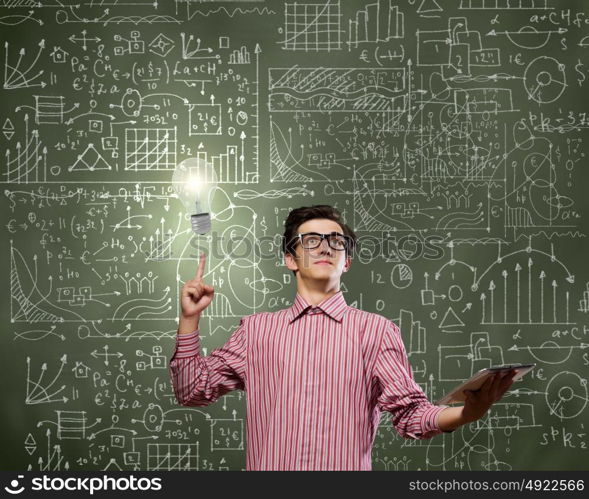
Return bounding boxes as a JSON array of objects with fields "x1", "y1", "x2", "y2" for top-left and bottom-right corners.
[
  {"x1": 284, "y1": 252, "x2": 299, "y2": 273},
  {"x1": 342, "y1": 255, "x2": 351, "y2": 272}
]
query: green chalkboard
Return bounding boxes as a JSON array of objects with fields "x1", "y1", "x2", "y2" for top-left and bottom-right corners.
[{"x1": 1, "y1": 0, "x2": 588, "y2": 471}]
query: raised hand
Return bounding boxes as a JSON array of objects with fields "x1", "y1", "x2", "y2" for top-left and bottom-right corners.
[{"x1": 180, "y1": 253, "x2": 215, "y2": 319}]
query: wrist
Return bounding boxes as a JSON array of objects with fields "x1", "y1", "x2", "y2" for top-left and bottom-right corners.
[
  {"x1": 180, "y1": 312, "x2": 201, "y2": 321},
  {"x1": 178, "y1": 313, "x2": 201, "y2": 334},
  {"x1": 458, "y1": 406, "x2": 471, "y2": 423},
  {"x1": 438, "y1": 406, "x2": 470, "y2": 432}
]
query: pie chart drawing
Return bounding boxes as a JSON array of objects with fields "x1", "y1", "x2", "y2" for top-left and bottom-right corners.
[
  {"x1": 545, "y1": 371, "x2": 588, "y2": 419},
  {"x1": 524, "y1": 56, "x2": 567, "y2": 104},
  {"x1": 391, "y1": 263, "x2": 413, "y2": 289}
]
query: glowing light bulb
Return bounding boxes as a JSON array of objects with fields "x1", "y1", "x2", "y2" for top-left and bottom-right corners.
[{"x1": 172, "y1": 157, "x2": 218, "y2": 234}]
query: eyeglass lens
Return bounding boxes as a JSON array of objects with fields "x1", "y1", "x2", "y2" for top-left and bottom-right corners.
[{"x1": 300, "y1": 233, "x2": 347, "y2": 250}]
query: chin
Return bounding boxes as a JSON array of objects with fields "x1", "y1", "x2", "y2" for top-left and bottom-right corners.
[
  {"x1": 313, "y1": 265, "x2": 336, "y2": 275},
  {"x1": 310, "y1": 268, "x2": 339, "y2": 278}
]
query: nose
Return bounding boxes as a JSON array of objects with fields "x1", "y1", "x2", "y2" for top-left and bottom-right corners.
[{"x1": 318, "y1": 238, "x2": 333, "y2": 255}]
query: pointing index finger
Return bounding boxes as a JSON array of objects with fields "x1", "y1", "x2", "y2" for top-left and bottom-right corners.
[{"x1": 196, "y1": 252, "x2": 206, "y2": 281}]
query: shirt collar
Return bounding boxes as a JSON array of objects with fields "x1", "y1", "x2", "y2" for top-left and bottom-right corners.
[{"x1": 288, "y1": 291, "x2": 348, "y2": 323}]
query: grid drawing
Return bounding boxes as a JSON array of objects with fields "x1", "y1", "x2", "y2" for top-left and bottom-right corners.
[
  {"x1": 147, "y1": 443, "x2": 199, "y2": 471},
  {"x1": 282, "y1": 1, "x2": 342, "y2": 51},
  {"x1": 125, "y1": 127, "x2": 177, "y2": 170}
]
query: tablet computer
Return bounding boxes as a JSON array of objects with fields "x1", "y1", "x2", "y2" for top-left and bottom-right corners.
[{"x1": 435, "y1": 363, "x2": 536, "y2": 405}]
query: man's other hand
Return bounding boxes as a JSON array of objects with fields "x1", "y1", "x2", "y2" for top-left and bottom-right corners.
[
  {"x1": 180, "y1": 252, "x2": 215, "y2": 319},
  {"x1": 460, "y1": 369, "x2": 517, "y2": 423}
]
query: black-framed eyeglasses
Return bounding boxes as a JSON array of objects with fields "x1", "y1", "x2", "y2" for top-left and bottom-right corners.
[{"x1": 293, "y1": 232, "x2": 351, "y2": 251}]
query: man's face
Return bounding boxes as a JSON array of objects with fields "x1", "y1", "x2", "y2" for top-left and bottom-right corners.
[{"x1": 284, "y1": 218, "x2": 351, "y2": 282}]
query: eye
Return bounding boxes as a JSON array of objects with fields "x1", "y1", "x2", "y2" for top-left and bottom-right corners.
[{"x1": 303, "y1": 235, "x2": 321, "y2": 245}]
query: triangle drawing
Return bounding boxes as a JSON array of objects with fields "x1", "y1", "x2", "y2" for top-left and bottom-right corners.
[
  {"x1": 418, "y1": 0, "x2": 443, "y2": 13},
  {"x1": 439, "y1": 306, "x2": 465, "y2": 329},
  {"x1": 69, "y1": 143, "x2": 112, "y2": 171}
]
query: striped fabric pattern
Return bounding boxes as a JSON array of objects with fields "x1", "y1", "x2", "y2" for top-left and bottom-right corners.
[{"x1": 169, "y1": 291, "x2": 449, "y2": 470}]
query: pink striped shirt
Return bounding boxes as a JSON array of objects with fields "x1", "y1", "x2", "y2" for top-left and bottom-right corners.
[{"x1": 169, "y1": 291, "x2": 451, "y2": 470}]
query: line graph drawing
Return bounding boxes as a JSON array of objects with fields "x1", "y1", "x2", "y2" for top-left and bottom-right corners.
[
  {"x1": 25, "y1": 355, "x2": 68, "y2": 405},
  {"x1": 3, "y1": 39, "x2": 46, "y2": 90},
  {"x1": 147, "y1": 443, "x2": 199, "y2": 470},
  {"x1": 281, "y1": 1, "x2": 342, "y2": 52},
  {"x1": 125, "y1": 128, "x2": 177, "y2": 170},
  {"x1": 10, "y1": 242, "x2": 84, "y2": 324},
  {"x1": 176, "y1": 0, "x2": 273, "y2": 22},
  {"x1": 4, "y1": 116, "x2": 46, "y2": 183}
]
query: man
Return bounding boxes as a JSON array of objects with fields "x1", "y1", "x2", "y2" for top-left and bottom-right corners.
[{"x1": 169, "y1": 205, "x2": 516, "y2": 470}]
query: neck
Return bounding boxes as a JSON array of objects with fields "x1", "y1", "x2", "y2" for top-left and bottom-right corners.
[{"x1": 295, "y1": 276, "x2": 340, "y2": 306}]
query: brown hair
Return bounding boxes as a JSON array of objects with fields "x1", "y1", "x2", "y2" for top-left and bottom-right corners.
[{"x1": 281, "y1": 205, "x2": 357, "y2": 273}]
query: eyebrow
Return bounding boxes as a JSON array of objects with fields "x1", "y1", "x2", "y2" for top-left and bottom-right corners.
[{"x1": 301, "y1": 231, "x2": 344, "y2": 235}]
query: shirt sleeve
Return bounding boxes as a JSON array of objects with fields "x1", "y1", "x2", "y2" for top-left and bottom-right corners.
[
  {"x1": 168, "y1": 318, "x2": 247, "y2": 407},
  {"x1": 374, "y1": 320, "x2": 451, "y2": 439}
]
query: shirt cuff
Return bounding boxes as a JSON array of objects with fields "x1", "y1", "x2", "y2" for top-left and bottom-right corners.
[
  {"x1": 406, "y1": 404, "x2": 452, "y2": 439},
  {"x1": 172, "y1": 330, "x2": 201, "y2": 359}
]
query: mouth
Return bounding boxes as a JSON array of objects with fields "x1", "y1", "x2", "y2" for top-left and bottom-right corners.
[{"x1": 314, "y1": 261, "x2": 332, "y2": 265}]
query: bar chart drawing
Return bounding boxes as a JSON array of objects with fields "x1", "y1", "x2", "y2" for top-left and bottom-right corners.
[
  {"x1": 229, "y1": 46, "x2": 251, "y2": 65},
  {"x1": 196, "y1": 146, "x2": 258, "y2": 184},
  {"x1": 5, "y1": 123, "x2": 45, "y2": 183},
  {"x1": 396, "y1": 309, "x2": 427, "y2": 356},
  {"x1": 477, "y1": 248, "x2": 574, "y2": 325},
  {"x1": 348, "y1": 0, "x2": 404, "y2": 49},
  {"x1": 579, "y1": 283, "x2": 589, "y2": 313}
]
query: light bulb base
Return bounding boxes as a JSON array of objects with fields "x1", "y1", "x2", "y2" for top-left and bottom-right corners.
[{"x1": 191, "y1": 212, "x2": 212, "y2": 235}]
